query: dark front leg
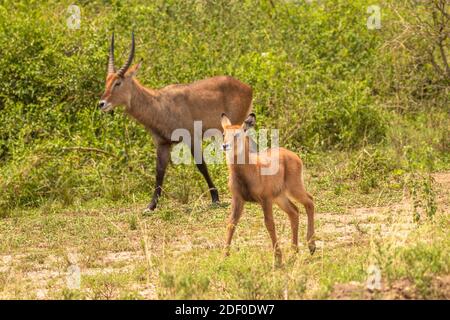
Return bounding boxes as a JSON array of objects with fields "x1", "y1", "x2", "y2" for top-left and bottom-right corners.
[
  {"x1": 147, "y1": 143, "x2": 171, "y2": 211},
  {"x1": 191, "y1": 148, "x2": 219, "y2": 203}
]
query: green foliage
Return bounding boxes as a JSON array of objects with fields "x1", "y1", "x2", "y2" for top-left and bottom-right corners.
[
  {"x1": 349, "y1": 147, "x2": 397, "y2": 193},
  {"x1": 407, "y1": 172, "x2": 438, "y2": 223},
  {"x1": 82, "y1": 272, "x2": 129, "y2": 299},
  {"x1": 374, "y1": 0, "x2": 449, "y2": 112},
  {"x1": 160, "y1": 270, "x2": 211, "y2": 299},
  {"x1": 157, "y1": 250, "x2": 289, "y2": 299},
  {"x1": 0, "y1": 0, "x2": 448, "y2": 210},
  {"x1": 385, "y1": 215, "x2": 449, "y2": 297},
  {"x1": 400, "y1": 243, "x2": 445, "y2": 295}
]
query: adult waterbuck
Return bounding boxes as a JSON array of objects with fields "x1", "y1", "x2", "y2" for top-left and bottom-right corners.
[{"x1": 99, "y1": 33, "x2": 253, "y2": 211}]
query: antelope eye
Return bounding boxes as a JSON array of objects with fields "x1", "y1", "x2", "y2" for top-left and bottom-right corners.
[{"x1": 115, "y1": 81, "x2": 121, "y2": 87}]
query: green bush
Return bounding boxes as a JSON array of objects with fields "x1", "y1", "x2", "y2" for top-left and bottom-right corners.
[{"x1": 0, "y1": 0, "x2": 448, "y2": 210}]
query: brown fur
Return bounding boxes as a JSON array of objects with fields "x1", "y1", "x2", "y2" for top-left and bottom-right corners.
[
  {"x1": 221, "y1": 115, "x2": 316, "y2": 265},
  {"x1": 100, "y1": 62, "x2": 253, "y2": 210},
  {"x1": 101, "y1": 67, "x2": 252, "y2": 142}
]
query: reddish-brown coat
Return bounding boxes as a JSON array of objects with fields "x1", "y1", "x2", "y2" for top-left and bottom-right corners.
[{"x1": 221, "y1": 115, "x2": 315, "y2": 264}]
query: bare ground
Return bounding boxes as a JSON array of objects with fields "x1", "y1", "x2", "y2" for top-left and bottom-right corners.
[
  {"x1": 331, "y1": 275, "x2": 450, "y2": 300},
  {"x1": 0, "y1": 172, "x2": 448, "y2": 299},
  {"x1": 329, "y1": 172, "x2": 450, "y2": 300}
]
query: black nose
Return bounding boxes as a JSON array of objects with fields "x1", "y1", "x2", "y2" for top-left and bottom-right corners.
[{"x1": 98, "y1": 101, "x2": 106, "y2": 109}]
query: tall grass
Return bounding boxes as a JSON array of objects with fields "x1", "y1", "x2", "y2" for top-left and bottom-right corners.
[{"x1": 0, "y1": 0, "x2": 448, "y2": 212}]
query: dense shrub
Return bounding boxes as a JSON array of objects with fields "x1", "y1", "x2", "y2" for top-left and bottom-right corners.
[{"x1": 0, "y1": 0, "x2": 447, "y2": 210}]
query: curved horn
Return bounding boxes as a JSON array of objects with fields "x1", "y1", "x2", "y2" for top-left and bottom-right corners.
[
  {"x1": 108, "y1": 33, "x2": 115, "y2": 74},
  {"x1": 117, "y1": 32, "x2": 135, "y2": 77}
]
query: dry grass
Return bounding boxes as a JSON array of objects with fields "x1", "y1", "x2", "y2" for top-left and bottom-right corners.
[{"x1": 0, "y1": 172, "x2": 448, "y2": 299}]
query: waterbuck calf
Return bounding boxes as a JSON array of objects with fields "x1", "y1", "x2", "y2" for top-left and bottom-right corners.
[
  {"x1": 99, "y1": 33, "x2": 253, "y2": 211},
  {"x1": 221, "y1": 113, "x2": 315, "y2": 264}
]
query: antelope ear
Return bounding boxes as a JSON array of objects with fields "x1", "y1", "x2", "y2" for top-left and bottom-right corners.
[
  {"x1": 243, "y1": 113, "x2": 256, "y2": 131},
  {"x1": 126, "y1": 61, "x2": 142, "y2": 78},
  {"x1": 221, "y1": 113, "x2": 231, "y2": 129}
]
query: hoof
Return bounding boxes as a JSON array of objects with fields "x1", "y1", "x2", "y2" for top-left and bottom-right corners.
[
  {"x1": 274, "y1": 251, "x2": 283, "y2": 268},
  {"x1": 308, "y1": 243, "x2": 316, "y2": 255},
  {"x1": 143, "y1": 202, "x2": 157, "y2": 214},
  {"x1": 142, "y1": 208, "x2": 154, "y2": 215},
  {"x1": 211, "y1": 189, "x2": 220, "y2": 203}
]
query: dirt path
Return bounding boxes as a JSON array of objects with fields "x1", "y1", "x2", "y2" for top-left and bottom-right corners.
[
  {"x1": 328, "y1": 172, "x2": 449, "y2": 299},
  {"x1": 0, "y1": 172, "x2": 448, "y2": 299}
]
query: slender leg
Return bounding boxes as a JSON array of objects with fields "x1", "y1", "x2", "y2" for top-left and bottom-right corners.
[
  {"x1": 275, "y1": 196, "x2": 299, "y2": 252},
  {"x1": 147, "y1": 143, "x2": 171, "y2": 211},
  {"x1": 224, "y1": 196, "x2": 244, "y2": 256},
  {"x1": 304, "y1": 198, "x2": 315, "y2": 255},
  {"x1": 261, "y1": 200, "x2": 282, "y2": 265},
  {"x1": 190, "y1": 147, "x2": 219, "y2": 203},
  {"x1": 291, "y1": 188, "x2": 316, "y2": 255}
]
